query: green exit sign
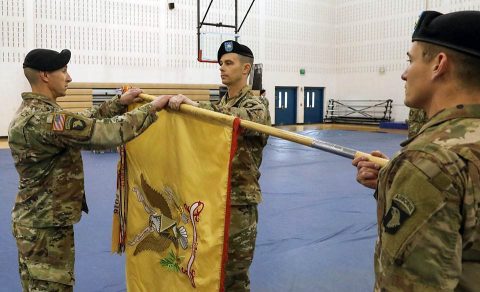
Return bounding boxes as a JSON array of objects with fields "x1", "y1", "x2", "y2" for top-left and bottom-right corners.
[{"x1": 300, "y1": 68, "x2": 305, "y2": 75}]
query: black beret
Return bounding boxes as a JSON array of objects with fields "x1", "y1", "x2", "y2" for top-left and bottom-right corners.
[
  {"x1": 412, "y1": 10, "x2": 480, "y2": 58},
  {"x1": 217, "y1": 40, "x2": 254, "y2": 62},
  {"x1": 23, "y1": 48, "x2": 71, "y2": 71}
]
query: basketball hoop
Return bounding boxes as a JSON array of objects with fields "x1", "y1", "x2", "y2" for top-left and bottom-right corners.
[
  {"x1": 198, "y1": 32, "x2": 240, "y2": 63},
  {"x1": 197, "y1": 0, "x2": 256, "y2": 63}
]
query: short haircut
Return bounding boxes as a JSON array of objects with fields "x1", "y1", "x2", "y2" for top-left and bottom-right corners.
[
  {"x1": 420, "y1": 42, "x2": 480, "y2": 90},
  {"x1": 238, "y1": 55, "x2": 254, "y2": 66},
  {"x1": 23, "y1": 67, "x2": 40, "y2": 85}
]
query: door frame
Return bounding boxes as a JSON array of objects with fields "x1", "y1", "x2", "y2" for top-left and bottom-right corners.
[
  {"x1": 303, "y1": 87, "x2": 324, "y2": 124},
  {"x1": 274, "y1": 86, "x2": 297, "y2": 125}
]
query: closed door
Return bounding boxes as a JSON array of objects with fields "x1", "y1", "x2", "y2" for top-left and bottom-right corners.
[
  {"x1": 304, "y1": 87, "x2": 324, "y2": 124},
  {"x1": 275, "y1": 87, "x2": 297, "y2": 125}
]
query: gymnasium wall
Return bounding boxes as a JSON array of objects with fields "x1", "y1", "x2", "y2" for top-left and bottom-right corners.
[
  {"x1": 335, "y1": 0, "x2": 480, "y2": 122},
  {"x1": 1, "y1": 0, "x2": 479, "y2": 135}
]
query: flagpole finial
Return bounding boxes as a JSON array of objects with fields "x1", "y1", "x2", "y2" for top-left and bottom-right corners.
[{"x1": 121, "y1": 85, "x2": 132, "y2": 94}]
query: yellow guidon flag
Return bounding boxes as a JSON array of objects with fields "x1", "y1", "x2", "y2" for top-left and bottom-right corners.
[{"x1": 112, "y1": 104, "x2": 240, "y2": 291}]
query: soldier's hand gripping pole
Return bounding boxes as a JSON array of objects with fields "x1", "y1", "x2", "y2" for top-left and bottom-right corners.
[{"x1": 122, "y1": 86, "x2": 389, "y2": 168}]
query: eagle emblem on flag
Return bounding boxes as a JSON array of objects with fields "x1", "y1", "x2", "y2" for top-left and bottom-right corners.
[{"x1": 129, "y1": 174, "x2": 204, "y2": 287}]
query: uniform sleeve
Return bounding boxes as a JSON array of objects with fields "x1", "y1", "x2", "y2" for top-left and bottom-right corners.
[
  {"x1": 33, "y1": 103, "x2": 157, "y2": 150},
  {"x1": 455, "y1": 155, "x2": 480, "y2": 291},
  {"x1": 78, "y1": 95, "x2": 126, "y2": 119},
  {"x1": 377, "y1": 151, "x2": 466, "y2": 290},
  {"x1": 198, "y1": 98, "x2": 271, "y2": 136}
]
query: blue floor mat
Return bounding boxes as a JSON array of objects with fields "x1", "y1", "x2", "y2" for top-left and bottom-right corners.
[{"x1": 0, "y1": 129, "x2": 405, "y2": 291}]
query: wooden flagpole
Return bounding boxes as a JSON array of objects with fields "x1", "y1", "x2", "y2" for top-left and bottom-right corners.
[{"x1": 133, "y1": 90, "x2": 389, "y2": 167}]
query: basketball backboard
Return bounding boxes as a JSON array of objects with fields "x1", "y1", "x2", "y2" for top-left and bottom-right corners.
[
  {"x1": 197, "y1": 0, "x2": 256, "y2": 63},
  {"x1": 198, "y1": 32, "x2": 240, "y2": 63}
]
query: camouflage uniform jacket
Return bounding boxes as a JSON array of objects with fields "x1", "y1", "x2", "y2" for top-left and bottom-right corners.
[
  {"x1": 375, "y1": 104, "x2": 480, "y2": 291},
  {"x1": 407, "y1": 108, "x2": 429, "y2": 138},
  {"x1": 9, "y1": 92, "x2": 157, "y2": 228},
  {"x1": 198, "y1": 85, "x2": 271, "y2": 205}
]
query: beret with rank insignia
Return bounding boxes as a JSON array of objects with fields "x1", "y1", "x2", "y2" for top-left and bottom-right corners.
[
  {"x1": 412, "y1": 10, "x2": 480, "y2": 58},
  {"x1": 23, "y1": 48, "x2": 71, "y2": 71},
  {"x1": 217, "y1": 40, "x2": 254, "y2": 62}
]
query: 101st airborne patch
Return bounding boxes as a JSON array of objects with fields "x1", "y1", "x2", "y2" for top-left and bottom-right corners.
[
  {"x1": 383, "y1": 193, "x2": 415, "y2": 234},
  {"x1": 65, "y1": 116, "x2": 86, "y2": 130}
]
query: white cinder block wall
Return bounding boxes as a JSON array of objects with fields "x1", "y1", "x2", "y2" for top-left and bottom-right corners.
[{"x1": 1, "y1": 0, "x2": 479, "y2": 135}]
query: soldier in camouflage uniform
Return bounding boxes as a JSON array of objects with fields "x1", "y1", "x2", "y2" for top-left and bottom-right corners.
[
  {"x1": 354, "y1": 11, "x2": 480, "y2": 291},
  {"x1": 259, "y1": 89, "x2": 270, "y2": 112},
  {"x1": 352, "y1": 107, "x2": 429, "y2": 189},
  {"x1": 9, "y1": 48, "x2": 172, "y2": 291},
  {"x1": 407, "y1": 108, "x2": 428, "y2": 138},
  {"x1": 169, "y1": 40, "x2": 271, "y2": 291}
]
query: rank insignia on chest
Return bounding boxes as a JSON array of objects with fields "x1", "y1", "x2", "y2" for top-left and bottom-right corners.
[
  {"x1": 52, "y1": 113, "x2": 66, "y2": 131},
  {"x1": 383, "y1": 193, "x2": 415, "y2": 234}
]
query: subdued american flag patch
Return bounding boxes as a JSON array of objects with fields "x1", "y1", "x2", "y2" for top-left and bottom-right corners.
[{"x1": 52, "y1": 114, "x2": 66, "y2": 131}]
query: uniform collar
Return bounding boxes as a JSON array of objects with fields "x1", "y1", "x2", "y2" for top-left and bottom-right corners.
[
  {"x1": 21, "y1": 92, "x2": 60, "y2": 108},
  {"x1": 225, "y1": 85, "x2": 251, "y2": 100},
  {"x1": 401, "y1": 104, "x2": 480, "y2": 146}
]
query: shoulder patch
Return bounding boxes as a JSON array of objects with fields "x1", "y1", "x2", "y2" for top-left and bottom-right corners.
[
  {"x1": 49, "y1": 113, "x2": 88, "y2": 131},
  {"x1": 66, "y1": 116, "x2": 86, "y2": 130},
  {"x1": 46, "y1": 112, "x2": 93, "y2": 140},
  {"x1": 383, "y1": 193, "x2": 415, "y2": 234},
  {"x1": 52, "y1": 113, "x2": 66, "y2": 131}
]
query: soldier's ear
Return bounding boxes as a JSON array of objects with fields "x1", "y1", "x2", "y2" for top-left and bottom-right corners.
[
  {"x1": 243, "y1": 63, "x2": 251, "y2": 75},
  {"x1": 431, "y1": 52, "x2": 448, "y2": 81},
  {"x1": 39, "y1": 71, "x2": 49, "y2": 83}
]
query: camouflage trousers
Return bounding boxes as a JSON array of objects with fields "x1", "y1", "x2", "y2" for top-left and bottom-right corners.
[
  {"x1": 12, "y1": 223, "x2": 75, "y2": 292},
  {"x1": 225, "y1": 204, "x2": 258, "y2": 292}
]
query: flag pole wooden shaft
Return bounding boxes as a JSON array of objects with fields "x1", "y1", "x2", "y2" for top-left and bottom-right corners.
[{"x1": 136, "y1": 91, "x2": 389, "y2": 167}]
